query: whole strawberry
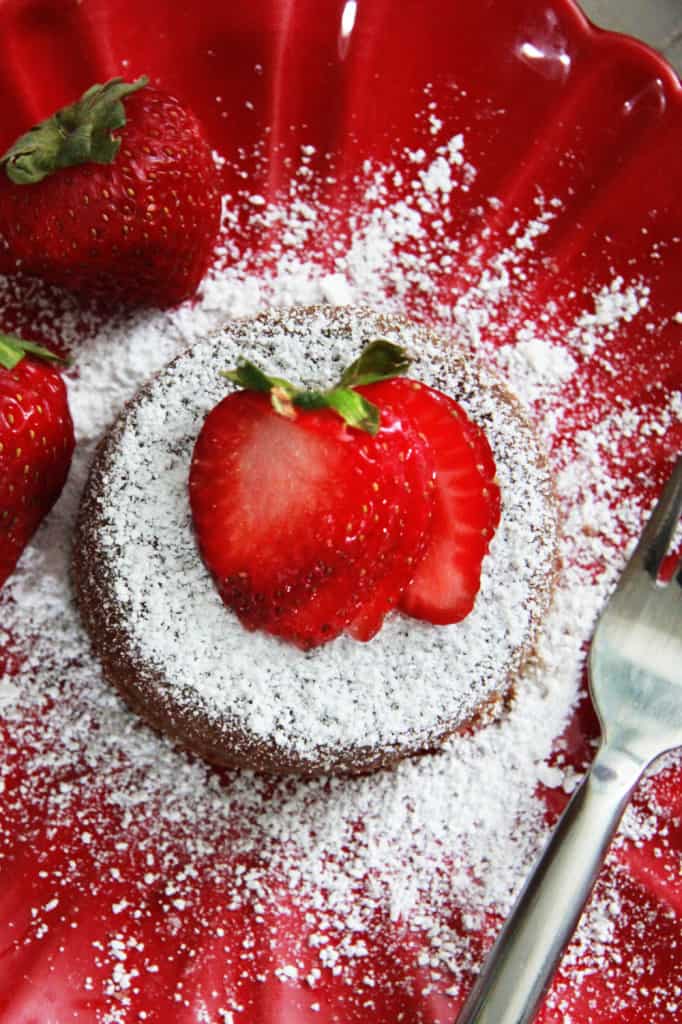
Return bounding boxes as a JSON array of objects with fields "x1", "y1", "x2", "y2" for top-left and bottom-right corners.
[
  {"x1": 0, "y1": 77, "x2": 220, "y2": 308},
  {"x1": 0, "y1": 335, "x2": 75, "y2": 587}
]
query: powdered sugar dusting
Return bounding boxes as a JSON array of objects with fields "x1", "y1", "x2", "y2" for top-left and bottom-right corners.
[{"x1": 0, "y1": 112, "x2": 681, "y2": 1022}]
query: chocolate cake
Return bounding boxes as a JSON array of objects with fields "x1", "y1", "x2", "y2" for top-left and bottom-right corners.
[{"x1": 73, "y1": 306, "x2": 559, "y2": 776}]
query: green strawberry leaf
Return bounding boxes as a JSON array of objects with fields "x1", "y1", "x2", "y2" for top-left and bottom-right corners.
[
  {"x1": 221, "y1": 339, "x2": 411, "y2": 435},
  {"x1": 0, "y1": 333, "x2": 66, "y2": 371},
  {"x1": 340, "y1": 338, "x2": 412, "y2": 388},
  {"x1": 222, "y1": 362, "x2": 293, "y2": 395},
  {"x1": 1, "y1": 76, "x2": 149, "y2": 185}
]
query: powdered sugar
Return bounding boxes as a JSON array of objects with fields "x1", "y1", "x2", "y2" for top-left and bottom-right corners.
[
  {"x1": 496, "y1": 336, "x2": 577, "y2": 406},
  {"x1": 0, "y1": 119, "x2": 680, "y2": 1022}
]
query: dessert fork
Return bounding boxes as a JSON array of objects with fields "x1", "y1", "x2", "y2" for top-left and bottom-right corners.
[{"x1": 457, "y1": 456, "x2": 682, "y2": 1024}]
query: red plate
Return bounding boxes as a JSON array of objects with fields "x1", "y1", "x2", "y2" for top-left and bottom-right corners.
[{"x1": 1, "y1": 1, "x2": 681, "y2": 1021}]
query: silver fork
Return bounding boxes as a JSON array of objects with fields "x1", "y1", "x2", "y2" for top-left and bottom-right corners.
[{"x1": 457, "y1": 455, "x2": 682, "y2": 1024}]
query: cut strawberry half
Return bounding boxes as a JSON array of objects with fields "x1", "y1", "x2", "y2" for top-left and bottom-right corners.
[
  {"x1": 190, "y1": 393, "x2": 385, "y2": 628},
  {"x1": 384, "y1": 378, "x2": 502, "y2": 625}
]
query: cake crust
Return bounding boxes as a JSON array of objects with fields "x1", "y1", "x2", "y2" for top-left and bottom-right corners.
[{"x1": 73, "y1": 306, "x2": 559, "y2": 776}]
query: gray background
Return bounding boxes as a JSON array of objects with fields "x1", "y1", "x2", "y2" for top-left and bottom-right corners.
[{"x1": 580, "y1": 0, "x2": 682, "y2": 72}]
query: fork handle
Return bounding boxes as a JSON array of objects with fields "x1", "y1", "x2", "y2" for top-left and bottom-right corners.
[{"x1": 456, "y1": 742, "x2": 646, "y2": 1024}]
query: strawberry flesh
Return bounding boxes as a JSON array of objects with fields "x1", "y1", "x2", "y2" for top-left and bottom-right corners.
[
  {"x1": 345, "y1": 379, "x2": 435, "y2": 642},
  {"x1": 387, "y1": 378, "x2": 501, "y2": 625}
]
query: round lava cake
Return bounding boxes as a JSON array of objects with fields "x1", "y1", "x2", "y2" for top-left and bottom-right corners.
[{"x1": 73, "y1": 307, "x2": 559, "y2": 776}]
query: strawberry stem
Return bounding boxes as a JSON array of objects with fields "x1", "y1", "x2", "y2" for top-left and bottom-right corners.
[
  {"x1": 222, "y1": 338, "x2": 412, "y2": 435},
  {"x1": 0, "y1": 334, "x2": 66, "y2": 371},
  {"x1": 1, "y1": 76, "x2": 149, "y2": 185}
]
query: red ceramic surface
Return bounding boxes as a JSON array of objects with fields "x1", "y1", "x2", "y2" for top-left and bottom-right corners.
[{"x1": 0, "y1": 1, "x2": 681, "y2": 1022}]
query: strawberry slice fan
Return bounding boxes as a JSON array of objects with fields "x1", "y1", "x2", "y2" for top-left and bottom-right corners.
[
  {"x1": 189, "y1": 339, "x2": 500, "y2": 651},
  {"x1": 0, "y1": 1, "x2": 681, "y2": 1023}
]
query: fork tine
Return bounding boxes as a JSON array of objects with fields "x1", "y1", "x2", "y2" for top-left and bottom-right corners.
[{"x1": 620, "y1": 456, "x2": 682, "y2": 582}]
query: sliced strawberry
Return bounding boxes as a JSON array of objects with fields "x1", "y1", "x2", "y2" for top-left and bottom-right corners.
[
  {"x1": 189, "y1": 340, "x2": 500, "y2": 648},
  {"x1": 191, "y1": 390, "x2": 386, "y2": 623},
  {"x1": 274, "y1": 382, "x2": 434, "y2": 647},
  {"x1": 345, "y1": 379, "x2": 434, "y2": 642},
  {"x1": 190, "y1": 386, "x2": 431, "y2": 648},
  {"x1": 383, "y1": 378, "x2": 501, "y2": 625}
]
